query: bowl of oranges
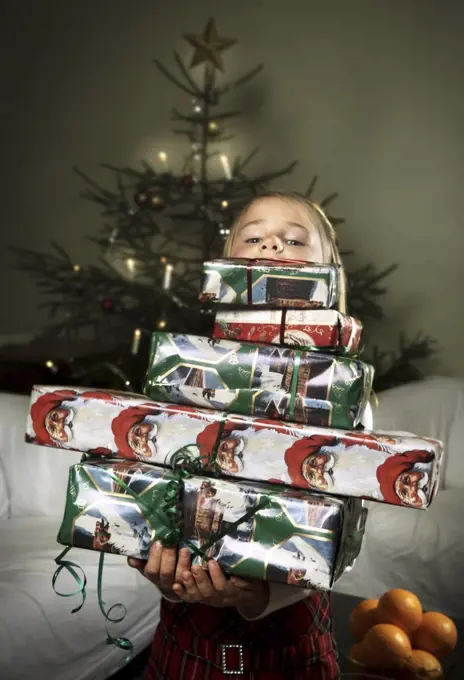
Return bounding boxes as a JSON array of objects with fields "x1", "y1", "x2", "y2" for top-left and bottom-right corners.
[{"x1": 348, "y1": 589, "x2": 457, "y2": 679}]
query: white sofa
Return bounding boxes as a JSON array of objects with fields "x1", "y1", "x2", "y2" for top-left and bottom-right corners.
[{"x1": 0, "y1": 377, "x2": 463, "y2": 679}]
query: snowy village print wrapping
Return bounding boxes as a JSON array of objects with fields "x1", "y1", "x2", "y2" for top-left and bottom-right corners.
[
  {"x1": 57, "y1": 458, "x2": 367, "y2": 590},
  {"x1": 144, "y1": 332, "x2": 373, "y2": 429},
  {"x1": 213, "y1": 308, "x2": 363, "y2": 353},
  {"x1": 182, "y1": 476, "x2": 367, "y2": 590},
  {"x1": 26, "y1": 386, "x2": 442, "y2": 509},
  {"x1": 199, "y1": 258, "x2": 340, "y2": 309},
  {"x1": 57, "y1": 460, "x2": 178, "y2": 559}
]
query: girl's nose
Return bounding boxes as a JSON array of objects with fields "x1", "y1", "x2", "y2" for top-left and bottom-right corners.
[{"x1": 259, "y1": 235, "x2": 284, "y2": 253}]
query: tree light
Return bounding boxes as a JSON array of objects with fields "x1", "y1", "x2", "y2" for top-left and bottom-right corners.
[
  {"x1": 162, "y1": 263, "x2": 174, "y2": 290},
  {"x1": 221, "y1": 200, "x2": 229, "y2": 209},
  {"x1": 220, "y1": 155, "x2": 232, "y2": 180},
  {"x1": 157, "y1": 319, "x2": 167, "y2": 329},
  {"x1": 126, "y1": 257, "x2": 136, "y2": 274},
  {"x1": 131, "y1": 328, "x2": 142, "y2": 355},
  {"x1": 73, "y1": 264, "x2": 81, "y2": 273}
]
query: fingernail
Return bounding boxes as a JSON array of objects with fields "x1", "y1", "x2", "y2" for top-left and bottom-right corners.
[
  {"x1": 128, "y1": 558, "x2": 137, "y2": 568},
  {"x1": 192, "y1": 566, "x2": 201, "y2": 575},
  {"x1": 155, "y1": 541, "x2": 163, "y2": 549}
]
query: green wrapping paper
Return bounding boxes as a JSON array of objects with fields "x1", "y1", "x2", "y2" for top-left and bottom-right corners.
[
  {"x1": 182, "y1": 476, "x2": 366, "y2": 590},
  {"x1": 199, "y1": 258, "x2": 340, "y2": 308},
  {"x1": 57, "y1": 459, "x2": 367, "y2": 590},
  {"x1": 144, "y1": 333, "x2": 373, "y2": 429},
  {"x1": 57, "y1": 460, "x2": 180, "y2": 558}
]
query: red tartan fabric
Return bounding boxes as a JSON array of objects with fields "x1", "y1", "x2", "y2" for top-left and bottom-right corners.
[{"x1": 145, "y1": 592, "x2": 339, "y2": 679}]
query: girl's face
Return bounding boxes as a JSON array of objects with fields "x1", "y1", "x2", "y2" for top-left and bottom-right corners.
[{"x1": 229, "y1": 196, "x2": 323, "y2": 262}]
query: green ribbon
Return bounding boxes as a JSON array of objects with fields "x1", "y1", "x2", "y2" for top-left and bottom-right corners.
[
  {"x1": 52, "y1": 447, "x2": 272, "y2": 658},
  {"x1": 52, "y1": 547, "x2": 87, "y2": 614},
  {"x1": 288, "y1": 351, "x2": 301, "y2": 421},
  {"x1": 97, "y1": 553, "x2": 133, "y2": 661}
]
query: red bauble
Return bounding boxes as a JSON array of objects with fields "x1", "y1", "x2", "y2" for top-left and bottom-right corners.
[
  {"x1": 102, "y1": 297, "x2": 114, "y2": 312},
  {"x1": 181, "y1": 174, "x2": 195, "y2": 188}
]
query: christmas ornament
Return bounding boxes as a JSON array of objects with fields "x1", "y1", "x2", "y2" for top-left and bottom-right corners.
[
  {"x1": 208, "y1": 120, "x2": 221, "y2": 136},
  {"x1": 134, "y1": 191, "x2": 149, "y2": 208},
  {"x1": 183, "y1": 18, "x2": 237, "y2": 72},
  {"x1": 149, "y1": 193, "x2": 166, "y2": 211},
  {"x1": 181, "y1": 174, "x2": 195, "y2": 189},
  {"x1": 102, "y1": 297, "x2": 114, "y2": 312}
]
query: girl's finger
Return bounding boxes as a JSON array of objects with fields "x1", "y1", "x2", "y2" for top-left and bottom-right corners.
[
  {"x1": 159, "y1": 547, "x2": 178, "y2": 586},
  {"x1": 207, "y1": 560, "x2": 229, "y2": 592},
  {"x1": 191, "y1": 566, "x2": 215, "y2": 598},
  {"x1": 175, "y1": 548, "x2": 191, "y2": 583},
  {"x1": 230, "y1": 575, "x2": 255, "y2": 590},
  {"x1": 127, "y1": 557, "x2": 146, "y2": 570},
  {"x1": 143, "y1": 541, "x2": 163, "y2": 582},
  {"x1": 182, "y1": 570, "x2": 200, "y2": 598}
]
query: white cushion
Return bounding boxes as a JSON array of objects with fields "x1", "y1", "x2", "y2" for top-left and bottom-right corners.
[
  {"x1": 0, "y1": 392, "x2": 82, "y2": 519},
  {"x1": 374, "y1": 376, "x2": 464, "y2": 490},
  {"x1": 335, "y1": 488, "x2": 464, "y2": 620}
]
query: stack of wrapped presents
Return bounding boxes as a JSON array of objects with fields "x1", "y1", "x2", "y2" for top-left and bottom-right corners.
[{"x1": 26, "y1": 258, "x2": 443, "y2": 594}]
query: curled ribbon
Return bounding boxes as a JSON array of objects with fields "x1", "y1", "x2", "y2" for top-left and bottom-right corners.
[{"x1": 52, "y1": 451, "x2": 273, "y2": 657}]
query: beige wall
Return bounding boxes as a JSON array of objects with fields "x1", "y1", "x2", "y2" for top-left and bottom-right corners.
[{"x1": 1, "y1": 0, "x2": 463, "y2": 374}]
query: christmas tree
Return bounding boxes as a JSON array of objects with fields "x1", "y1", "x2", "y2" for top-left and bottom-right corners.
[{"x1": 10, "y1": 19, "x2": 436, "y2": 393}]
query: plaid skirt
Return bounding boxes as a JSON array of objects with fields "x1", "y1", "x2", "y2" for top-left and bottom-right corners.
[{"x1": 145, "y1": 592, "x2": 339, "y2": 680}]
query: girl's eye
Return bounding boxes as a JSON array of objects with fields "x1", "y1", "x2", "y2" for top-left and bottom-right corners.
[
  {"x1": 286, "y1": 239, "x2": 305, "y2": 247},
  {"x1": 245, "y1": 237, "x2": 261, "y2": 244}
]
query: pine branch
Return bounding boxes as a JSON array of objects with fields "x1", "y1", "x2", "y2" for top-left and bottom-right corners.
[
  {"x1": 153, "y1": 59, "x2": 198, "y2": 96},
  {"x1": 218, "y1": 64, "x2": 264, "y2": 93},
  {"x1": 173, "y1": 51, "x2": 202, "y2": 94},
  {"x1": 370, "y1": 333, "x2": 438, "y2": 392}
]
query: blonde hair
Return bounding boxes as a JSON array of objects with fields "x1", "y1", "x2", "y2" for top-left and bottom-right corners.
[{"x1": 223, "y1": 191, "x2": 347, "y2": 314}]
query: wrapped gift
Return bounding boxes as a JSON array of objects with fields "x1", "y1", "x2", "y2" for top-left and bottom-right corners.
[
  {"x1": 144, "y1": 332, "x2": 373, "y2": 429},
  {"x1": 199, "y1": 258, "x2": 340, "y2": 308},
  {"x1": 57, "y1": 459, "x2": 178, "y2": 558},
  {"x1": 213, "y1": 308, "x2": 363, "y2": 352},
  {"x1": 182, "y1": 475, "x2": 366, "y2": 590},
  {"x1": 26, "y1": 386, "x2": 442, "y2": 508},
  {"x1": 57, "y1": 458, "x2": 367, "y2": 590}
]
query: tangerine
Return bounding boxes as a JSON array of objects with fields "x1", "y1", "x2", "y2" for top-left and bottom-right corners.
[
  {"x1": 377, "y1": 588, "x2": 423, "y2": 634},
  {"x1": 349, "y1": 598, "x2": 379, "y2": 641},
  {"x1": 348, "y1": 642, "x2": 369, "y2": 666},
  {"x1": 411, "y1": 611, "x2": 457, "y2": 658},
  {"x1": 362, "y1": 623, "x2": 413, "y2": 670},
  {"x1": 404, "y1": 649, "x2": 443, "y2": 679}
]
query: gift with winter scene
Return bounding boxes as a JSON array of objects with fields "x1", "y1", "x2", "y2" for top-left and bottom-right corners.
[
  {"x1": 199, "y1": 258, "x2": 340, "y2": 308},
  {"x1": 57, "y1": 458, "x2": 366, "y2": 591},
  {"x1": 143, "y1": 332, "x2": 373, "y2": 429}
]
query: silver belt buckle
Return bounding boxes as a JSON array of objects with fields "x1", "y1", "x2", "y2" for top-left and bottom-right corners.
[{"x1": 220, "y1": 644, "x2": 244, "y2": 675}]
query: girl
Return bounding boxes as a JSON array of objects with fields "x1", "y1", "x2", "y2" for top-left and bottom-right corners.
[{"x1": 129, "y1": 192, "x2": 369, "y2": 679}]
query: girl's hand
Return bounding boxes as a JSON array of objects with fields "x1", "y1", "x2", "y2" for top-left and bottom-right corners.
[
  {"x1": 127, "y1": 542, "x2": 191, "y2": 598},
  {"x1": 174, "y1": 554, "x2": 269, "y2": 618}
]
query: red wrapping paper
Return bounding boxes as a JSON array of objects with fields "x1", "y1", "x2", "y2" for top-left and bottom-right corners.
[{"x1": 213, "y1": 308, "x2": 362, "y2": 352}]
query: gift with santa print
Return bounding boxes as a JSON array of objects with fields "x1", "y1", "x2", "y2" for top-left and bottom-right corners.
[
  {"x1": 143, "y1": 332, "x2": 373, "y2": 430},
  {"x1": 26, "y1": 386, "x2": 443, "y2": 509}
]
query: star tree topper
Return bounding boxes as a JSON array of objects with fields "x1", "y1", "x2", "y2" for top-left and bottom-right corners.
[{"x1": 183, "y1": 18, "x2": 237, "y2": 72}]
